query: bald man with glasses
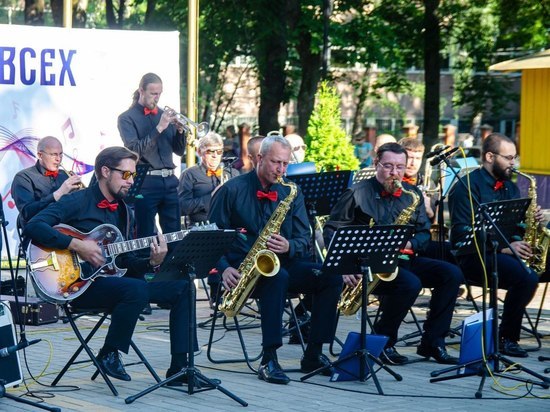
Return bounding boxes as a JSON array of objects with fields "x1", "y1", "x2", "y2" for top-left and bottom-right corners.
[{"x1": 11, "y1": 136, "x2": 82, "y2": 231}]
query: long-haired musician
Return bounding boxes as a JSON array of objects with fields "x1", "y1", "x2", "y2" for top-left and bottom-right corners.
[
  {"x1": 24, "y1": 146, "x2": 195, "y2": 385},
  {"x1": 118, "y1": 72, "x2": 186, "y2": 247}
]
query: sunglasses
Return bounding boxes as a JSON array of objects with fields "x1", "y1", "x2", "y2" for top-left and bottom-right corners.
[
  {"x1": 293, "y1": 145, "x2": 307, "y2": 152},
  {"x1": 205, "y1": 149, "x2": 223, "y2": 156},
  {"x1": 109, "y1": 167, "x2": 138, "y2": 180}
]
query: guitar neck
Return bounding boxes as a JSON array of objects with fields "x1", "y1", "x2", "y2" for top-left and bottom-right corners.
[{"x1": 105, "y1": 230, "x2": 189, "y2": 257}]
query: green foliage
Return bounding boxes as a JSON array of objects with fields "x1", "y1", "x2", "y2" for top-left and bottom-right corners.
[{"x1": 305, "y1": 82, "x2": 359, "y2": 172}]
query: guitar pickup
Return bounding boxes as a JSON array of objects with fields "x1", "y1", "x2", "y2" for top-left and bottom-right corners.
[{"x1": 29, "y1": 251, "x2": 60, "y2": 271}]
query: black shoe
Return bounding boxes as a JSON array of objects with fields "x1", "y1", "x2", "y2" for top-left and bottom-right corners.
[
  {"x1": 165, "y1": 367, "x2": 221, "y2": 387},
  {"x1": 141, "y1": 303, "x2": 153, "y2": 315},
  {"x1": 300, "y1": 354, "x2": 333, "y2": 376},
  {"x1": 417, "y1": 343, "x2": 458, "y2": 365},
  {"x1": 380, "y1": 347, "x2": 408, "y2": 365},
  {"x1": 499, "y1": 339, "x2": 528, "y2": 358},
  {"x1": 257, "y1": 360, "x2": 290, "y2": 385},
  {"x1": 97, "y1": 351, "x2": 131, "y2": 381}
]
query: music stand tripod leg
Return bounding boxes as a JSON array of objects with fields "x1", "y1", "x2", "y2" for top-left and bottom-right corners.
[{"x1": 125, "y1": 267, "x2": 248, "y2": 407}]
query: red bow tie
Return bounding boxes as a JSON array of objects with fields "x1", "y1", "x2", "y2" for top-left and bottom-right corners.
[
  {"x1": 257, "y1": 190, "x2": 278, "y2": 202},
  {"x1": 207, "y1": 169, "x2": 222, "y2": 177},
  {"x1": 402, "y1": 176, "x2": 417, "y2": 185},
  {"x1": 44, "y1": 170, "x2": 59, "y2": 178},
  {"x1": 381, "y1": 189, "x2": 402, "y2": 198},
  {"x1": 144, "y1": 107, "x2": 158, "y2": 116},
  {"x1": 493, "y1": 180, "x2": 505, "y2": 191},
  {"x1": 97, "y1": 199, "x2": 119, "y2": 211}
]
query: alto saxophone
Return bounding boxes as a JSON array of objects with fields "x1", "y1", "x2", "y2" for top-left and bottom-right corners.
[
  {"x1": 512, "y1": 168, "x2": 550, "y2": 275},
  {"x1": 338, "y1": 179, "x2": 420, "y2": 316},
  {"x1": 219, "y1": 177, "x2": 298, "y2": 317}
]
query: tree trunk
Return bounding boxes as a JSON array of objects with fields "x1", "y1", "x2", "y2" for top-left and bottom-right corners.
[
  {"x1": 50, "y1": 0, "x2": 88, "y2": 27},
  {"x1": 106, "y1": 0, "x2": 125, "y2": 28},
  {"x1": 24, "y1": 0, "x2": 45, "y2": 25},
  {"x1": 423, "y1": 0, "x2": 440, "y2": 149},
  {"x1": 256, "y1": 2, "x2": 287, "y2": 135},
  {"x1": 296, "y1": 35, "x2": 322, "y2": 138},
  {"x1": 351, "y1": 73, "x2": 370, "y2": 136}
]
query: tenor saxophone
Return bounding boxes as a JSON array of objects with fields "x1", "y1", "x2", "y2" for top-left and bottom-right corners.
[
  {"x1": 512, "y1": 168, "x2": 550, "y2": 275},
  {"x1": 219, "y1": 177, "x2": 298, "y2": 317},
  {"x1": 338, "y1": 179, "x2": 420, "y2": 316}
]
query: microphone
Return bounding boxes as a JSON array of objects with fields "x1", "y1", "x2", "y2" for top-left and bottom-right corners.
[
  {"x1": 0, "y1": 338, "x2": 41, "y2": 358},
  {"x1": 429, "y1": 146, "x2": 459, "y2": 166},
  {"x1": 425, "y1": 145, "x2": 450, "y2": 159},
  {"x1": 221, "y1": 156, "x2": 237, "y2": 163}
]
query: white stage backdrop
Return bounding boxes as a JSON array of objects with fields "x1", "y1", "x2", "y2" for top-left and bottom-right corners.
[{"x1": 0, "y1": 24, "x2": 181, "y2": 257}]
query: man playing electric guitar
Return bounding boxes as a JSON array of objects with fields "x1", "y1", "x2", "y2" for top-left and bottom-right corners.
[{"x1": 24, "y1": 146, "x2": 195, "y2": 385}]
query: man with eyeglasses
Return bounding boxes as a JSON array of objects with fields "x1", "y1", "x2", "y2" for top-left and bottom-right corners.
[
  {"x1": 449, "y1": 133, "x2": 546, "y2": 357},
  {"x1": 24, "y1": 146, "x2": 196, "y2": 385},
  {"x1": 324, "y1": 143, "x2": 462, "y2": 366},
  {"x1": 178, "y1": 132, "x2": 239, "y2": 304},
  {"x1": 118, "y1": 72, "x2": 186, "y2": 247},
  {"x1": 12, "y1": 136, "x2": 83, "y2": 231}
]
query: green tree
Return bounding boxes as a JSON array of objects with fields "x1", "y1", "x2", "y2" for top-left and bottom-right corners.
[{"x1": 306, "y1": 82, "x2": 359, "y2": 171}]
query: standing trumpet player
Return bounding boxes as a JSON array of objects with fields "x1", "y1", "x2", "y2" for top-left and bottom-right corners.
[
  {"x1": 118, "y1": 72, "x2": 187, "y2": 244},
  {"x1": 324, "y1": 143, "x2": 462, "y2": 365},
  {"x1": 12, "y1": 136, "x2": 82, "y2": 232}
]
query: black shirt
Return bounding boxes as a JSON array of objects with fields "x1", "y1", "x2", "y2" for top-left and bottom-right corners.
[
  {"x1": 118, "y1": 104, "x2": 186, "y2": 169},
  {"x1": 208, "y1": 171, "x2": 311, "y2": 272},
  {"x1": 178, "y1": 164, "x2": 239, "y2": 225},
  {"x1": 448, "y1": 166, "x2": 522, "y2": 254},
  {"x1": 24, "y1": 183, "x2": 150, "y2": 278},
  {"x1": 11, "y1": 161, "x2": 70, "y2": 228},
  {"x1": 324, "y1": 177, "x2": 430, "y2": 253}
]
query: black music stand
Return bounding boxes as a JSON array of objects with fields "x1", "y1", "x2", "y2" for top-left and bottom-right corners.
[
  {"x1": 125, "y1": 229, "x2": 248, "y2": 407},
  {"x1": 430, "y1": 197, "x2": 550, "y2": 396},
  {"x1": 125, "y1": 164, "x2": 151, "y2": 203},
  {"x1": 351, "y1": 167, "x2": 376, "y2": 185},
  {"x1": 287, "y1": 170, "x2": 352, "y2": 262},
  {"x1": 301, "y1": 225, "x2": 413, "y2": 395}
]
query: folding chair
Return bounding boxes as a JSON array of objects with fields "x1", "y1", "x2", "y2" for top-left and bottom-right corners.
[
  {"x1": 206, "y1": 291, "x2": 306, "y2": 372},
  {"x1": 52, "y1": 303, "x2": 161, "y2": 396}
]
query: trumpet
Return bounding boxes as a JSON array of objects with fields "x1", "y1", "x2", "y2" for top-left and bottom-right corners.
[
  {"x1": 164, "y1": 106, "x2": 210, "y2": 138},
  {"x1": 59, "y1": 164, "x2": 85, "y2": 189}
]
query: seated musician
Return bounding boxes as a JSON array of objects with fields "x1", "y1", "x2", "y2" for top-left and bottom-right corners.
[
  {"x1": 11, "y1": 136, "x2": 82, "y2": 231},
  {"x1": 398, "y1": 137, "x2": 455, "y2": 262},
  {"x1": 178, "y1": 132, "x2": 239, "y2": 303},
  {"x1": 324, "y1": 143, "x2": 463, "y2": 365},
  {"x1": 24, "y1": 146, "x2": 195, "y2": 385},
  {"x1": 208, "y1": 135, "x2": 342, "y2": 385},
  {"x1": 448, "y1": 133, "x2": 549, "y2": 357}
]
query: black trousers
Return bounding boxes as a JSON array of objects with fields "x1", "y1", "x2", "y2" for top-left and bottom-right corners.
[
  {"x1": 457, "y1": 253, "x2": 539, "y2": 342},
  {"x1": 72, "y1": 276, "x2": 196, "y2": 355},
  {"x1": 374, "y1": 256, "x2": 463, "y2": 347},
  {"x1": 229, "y1": 257, "x2": 342, "y2": 349}
]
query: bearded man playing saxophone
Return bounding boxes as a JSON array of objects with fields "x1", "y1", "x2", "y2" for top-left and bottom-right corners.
[
  {"x1": 208, "y1": 135, "x2": 342, "y2": 385},
  {"x1": 324, "y1": 143, "x2": 462, "y2": 366},
  {"x1": 449, "y1": 133, "x2": 550, "y2": 358}
]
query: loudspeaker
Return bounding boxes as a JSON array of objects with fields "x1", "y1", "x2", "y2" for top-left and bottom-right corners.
[{"x1": 0, "y1": 301, "x2": 23, "y2": 388}]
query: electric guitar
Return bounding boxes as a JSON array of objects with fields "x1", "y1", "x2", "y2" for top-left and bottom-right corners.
[{"x1": 27, "y1": 222, "x2": 217, "y2": 303}]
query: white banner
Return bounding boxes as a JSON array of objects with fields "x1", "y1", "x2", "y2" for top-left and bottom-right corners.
[{"x1": 0, "y1": 24, "x2": 181, "y2": 257}]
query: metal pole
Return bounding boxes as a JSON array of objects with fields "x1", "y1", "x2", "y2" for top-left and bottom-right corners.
[
  {"x1": 63, "y1": 0, "x2": 72, "y2": 28},
  {"x1": 186, "y1": 0, "x2": 199, "y2": 167}
]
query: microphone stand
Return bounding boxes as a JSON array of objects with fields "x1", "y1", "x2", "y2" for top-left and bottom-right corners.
[
  {"x1": 427, "y1": 152, "x2": 550, "y2": 397},
  {"x1": 0, "y1": 203, "x2": 59, "y2": 411}
]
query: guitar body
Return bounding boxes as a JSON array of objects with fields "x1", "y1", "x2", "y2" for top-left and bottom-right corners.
[{"x1": 28, "y1": 223, "x2": 126, "y2": 303}]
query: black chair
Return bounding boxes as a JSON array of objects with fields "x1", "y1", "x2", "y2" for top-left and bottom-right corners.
[
  {"x1": 205, "y1": 291, "x2": 307, "y2": 373},
  {"x1": 52, "y1": 303, "x2": 161, "y2": 396}
]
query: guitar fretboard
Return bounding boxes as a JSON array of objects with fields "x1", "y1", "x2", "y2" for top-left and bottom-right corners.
[{"x1": 105, "y1": 230, "x2": 190, "y2": 257}]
